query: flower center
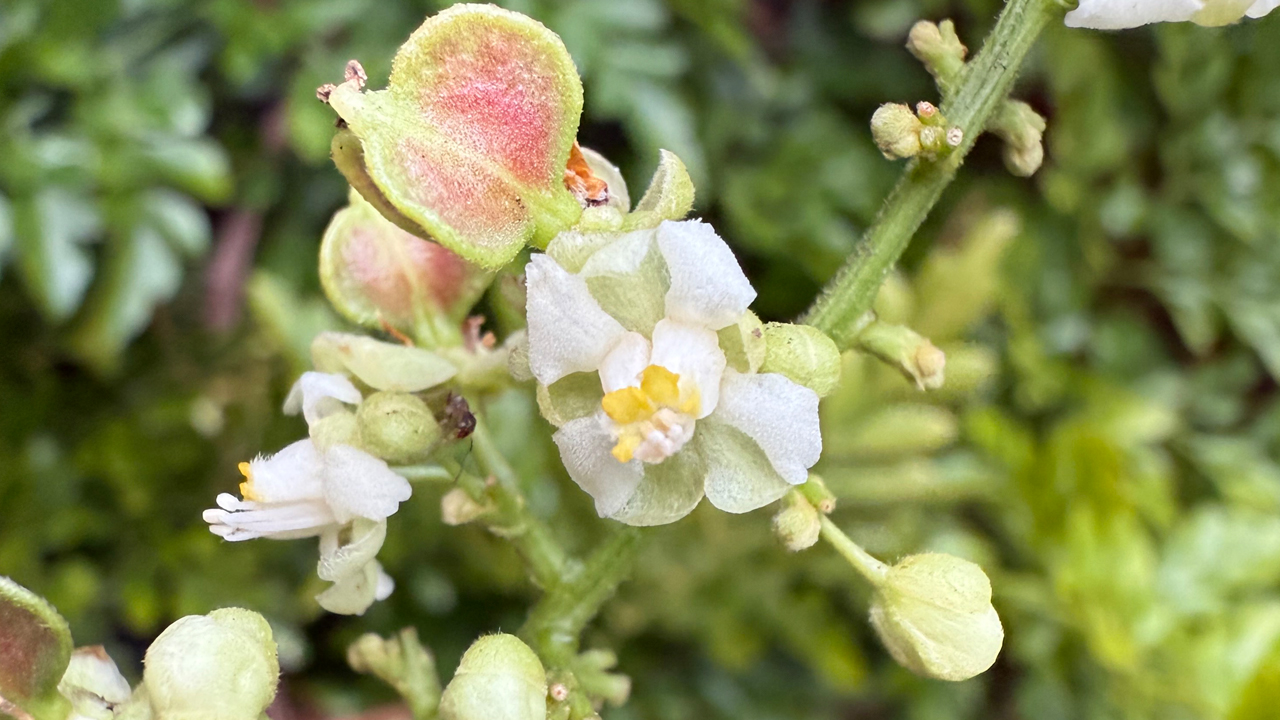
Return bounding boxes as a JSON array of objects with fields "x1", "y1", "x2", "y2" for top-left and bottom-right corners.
[
  {"x1": 601, "y1": 365, "x2": 700, "y2": 463},
  {"x1": 238, "y1": 461, "x2": 262, "y2": 501}
]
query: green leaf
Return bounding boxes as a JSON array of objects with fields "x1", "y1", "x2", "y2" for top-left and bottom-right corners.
[
  {"x1": 326, "y1": 4, "x2": 584, "y2": 268},
  {"x1": 0, "y1": 577, "x2": 74, "y2": 718},
  {"x1": 141, "y1": 189, "x2": 211, "y2": 258},
  {"x1": 13, "y1": 187, "x2": 100, "y2": 322}
]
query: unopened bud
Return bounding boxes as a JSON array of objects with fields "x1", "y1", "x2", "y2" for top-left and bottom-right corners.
[
  {"x1": 988, "y1": 100, "x2": 1046, "y2": 177},
  {"x1": 906, "y1": 20, "x2": 967, "y2": 94},
  {"x1": 797, "y1": 474, "x2": 837, "y2": 514},
  {"x1": 772, "y1": 493, "x2": 821, "y2": 551},
  {"x1": 441, "y1": 488, "x2": 492, "y2": 526},
  {"x1": 946, "y1": 127, "x2": 964, "y2": 147},
  {"x1": 856, "y1": 321, "x2": 946, "y2": 390},
  {"x1": 58, "y1": 646, "x2": 131, "y2": 720},
  {"x1": 439, "y1": 634, "x2": 547, "y2": 720},
  {"x1": 356, "y1": 391, "x2": 441, "y2": 464},
  {"x1": 915, "y1": 101, "x2": 939, "y2": 122},
  {"x1": 760, "y1": 323, "x2": 842, "y2": 397},
  {"x1": 143, "y1": 608, "x2": 279, "y2": 720},
  {"x1": 348, "y1": 628, "x2": 441, "y2": 719},
  {"x1": 869, "y1": 553, "x2": 1003, "y2": 681},
  {"x1": 871, "y1": 104, "x2": 924, "y2": 160}
]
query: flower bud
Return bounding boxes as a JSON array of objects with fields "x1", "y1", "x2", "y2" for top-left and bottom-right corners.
[
  {"x1": 439, "y1": 634, "x2": 547, "y2": 720},
  {"x1": 58, "y1": 646, "x2": 132, "y2": 720},
  {"x1": 772, "y1": 493, "x2": 821, "y2": 552},
  {"x1": 906, "y1": 20, "x2": 967, "y2": 94},
  {"x1": 0, "y1": 577, "x2": 72, "y2": 720},
  {"x1": 988, "y1": 100, "x2": 1046, "y2": 177},
  {"x1": 441, "y1": 488, "x2": 493, "y2": 526},
  {"x1": 143, "y1": 608, "x2": 279, "y2": 720},
  {"x1": 348, "y1": 628, "x2": 441, "y2": 719},
  {"x1": 356, "y1": 391, "x2": 441, "y2": 464},
  {"x1": 871, "y1": 104, "x2": 923, "y2": 160},
  {"x1": 620, "y1": 150, "x2": 695, "y2": 231},
  {"x1": 759, "y1": 323, "x2": 841, "y2": 397},
  {"x1": 855, "y1": 320, "x2": 946, "y2": 390},
  {"x1": 869, "y1": 553, "x2": 1003, "y2": 681}
]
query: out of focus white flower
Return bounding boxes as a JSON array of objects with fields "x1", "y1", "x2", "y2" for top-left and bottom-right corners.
[
  {"x1": 1065, "y1": 0, "x2": 1277, "y2": 29},
  {"x1": 526, "y1": 220, "x2": 825, "y2": 526}
]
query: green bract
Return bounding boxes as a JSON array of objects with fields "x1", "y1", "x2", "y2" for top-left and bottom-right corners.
[
  {"x1": 0, "y1": 577, "x2": 73, "y2": 720},
  {"x1": 324, "y1": 4, "x2": 585, "y2": 268}
]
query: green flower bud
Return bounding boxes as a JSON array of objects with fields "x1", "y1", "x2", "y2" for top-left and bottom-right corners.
[
  {"x1": 906, "y1": 20, "x2": 967, "y2": 95},
  {"x1": 772, "y1": 492, "x2": 821, "y2": 552},
  {"x1": 855, "y1": 320, "x2": 946, "y2": 390},
  {"x1": 143, "y1": 608, "x2": 279, "y2": 720},
  {"x1": 759, "y1": 323, "x2": 842, "y2": 397},
  {"x1": 58, "y1": 646, "x2": 131, "y2": 720},
  {"x1": 309, "y1": 410, "x2": 360, "y2": 452},
  {"x1": 988, "y1": 100, "x2": 1046, "y2": 177},
  {"x1": 871, "y1": 104, "x2": 924, "y2": 160},
  {"x1": 718, "y1": 310, "x2": 766, "y2": 374},
  {"x1": 0, "y1": 577, "x2": 72, "y2": 720},
  {"x1": 439, "y1": 634, "x2": 547, "y2": 720},
  {"x1": 348, "y1": 629, "x2": 441, "y2": 720},
  {"x1": 356, "y1": 391, "x2": 441, "y2": 464},
  {"x1": 869, "y1": 553, "x2": 1003, "y2": 681}
]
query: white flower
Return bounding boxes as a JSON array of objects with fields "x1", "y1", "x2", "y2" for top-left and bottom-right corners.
[
  {"x1": 203, "y1": 372, "x2": 411, "y2": 614},
  {"x1": 1065, "y1": 0, "x2": 1277, "y2": 29},
  {"x1": 526, "y1": 220, "x2": 823, "y2": 526}
]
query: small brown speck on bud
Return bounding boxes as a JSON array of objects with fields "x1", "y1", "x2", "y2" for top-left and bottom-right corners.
[{"x1": 549, "y1": 683, "x2": 570, "y2": 702}]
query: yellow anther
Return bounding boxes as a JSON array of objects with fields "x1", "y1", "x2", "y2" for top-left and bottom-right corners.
[
  {"x1": 640, "y1": 365, "x2": 681, "y2": 407},
  {"x1": 602, "y1": 386, "x2": 653, "y2": 425},
  {"x1": 237, "y1": 461, "x2": 261, "y2": 501},
  {"x1": 611, "y1": 431, "x2": 642, "y2": 463}
]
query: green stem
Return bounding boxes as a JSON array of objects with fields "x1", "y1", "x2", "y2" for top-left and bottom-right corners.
[
  {"x1": 819, "y1": 515, "x2": 889, "y2": 586},
  {"x1": 803, "y1": 0, "x2": 1062, "y2": 348},
  {"x1": 520, "y1": 527, "x2": 643, "y2": 666}
]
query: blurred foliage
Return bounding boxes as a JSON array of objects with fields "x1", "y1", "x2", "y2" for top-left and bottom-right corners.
[{"x1": 3, "y1": 0, "x2": 1280, "y2": 718}]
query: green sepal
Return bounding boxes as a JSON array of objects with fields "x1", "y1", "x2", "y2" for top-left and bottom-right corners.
[
  {"x1": 760, "y1": 323, "x2": 842, "y2": 397},
  {"x1": 619, "y1": 150, "x2": 695, "y2": 230},
  {"x1": 0, "y1": 577, "x2": 73, "y2": 720},
  {"x1": 311, "y1": 332, "x2": 457, "y2": 393},
  {"x1": 536, "y1": 372, "x2": 603, "y2": 428},
  {"x1": 718, "y1": 310, "x2": 766, "y2": 374}
]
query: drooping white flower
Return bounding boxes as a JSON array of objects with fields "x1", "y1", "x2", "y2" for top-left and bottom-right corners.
[
  {"x1": 203, "y1": 372, "x2": 411, "y2": 614},
  {"x1": 1065, "y1": 0, "x2": 1277, "y2": 29},
  {"x1": 526, "y1": 220, "x2": 823, "y2": 526}
]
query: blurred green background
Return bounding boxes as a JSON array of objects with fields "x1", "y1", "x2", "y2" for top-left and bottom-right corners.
[{"x1": 4, "y1": 0, "x2": 1280, "y2": 718}]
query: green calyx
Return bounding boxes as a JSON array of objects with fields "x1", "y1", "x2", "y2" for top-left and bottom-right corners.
[
  {"x1": 0, "y1": 577, "x2": 73, "y2": 720},
  {"x1": 439, "y1": 634, "x2": 547, "y2": 720},
  {"x1": 759, "y1": 323, "x2": 842, "y2": 397},
  {"x1": 356, "y1": 391, "x2": 442, "y2": 464}
]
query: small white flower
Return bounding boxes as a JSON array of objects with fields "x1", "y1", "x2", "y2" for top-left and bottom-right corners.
[
  {"x1": 203, "y1": 372, "x2": 411, "y2": 614},
  {"x1": 526, "y1": 220, "x2": 822, "y2": 526},
  {"x1": 1065, "y1": 0, "x2": 1277, "y2": 29}
]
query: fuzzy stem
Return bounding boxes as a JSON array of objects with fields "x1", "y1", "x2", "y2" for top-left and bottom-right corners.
[
  {"x1": 803, "y1": 0, "x2": 1062, "y2": 348},
  {"x1": 820, "y1": 515, "x2": 889, "y2": 586}
]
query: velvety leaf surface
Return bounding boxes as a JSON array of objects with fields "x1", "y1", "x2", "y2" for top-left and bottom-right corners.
[{"x1": 0, "y1": 577, "x2": 73, "y2": 708}]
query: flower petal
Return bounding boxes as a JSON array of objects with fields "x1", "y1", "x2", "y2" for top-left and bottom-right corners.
[
  {"x1": 580, "y1": 230, "x2": 669, "y2": 334},
  {"x1": 650, "y1": 319, "x2": 726, "y2": 418},
  {"x1": 526, "y1": 254, "x2": 627, "y2": 385},
  {"x1": 598, "y1": 332, "x2": 651, "y2": 393},
  {"x1": 1064, "y1": 0, "x2": 1200, "y2": 28},
  {"x1": 244, "y1": 439, "x2": 326, "y2": 503},
  {"x1": 316, "y1": 519, "x2": 387, "y2": 583},
  {"x1": 553, "y1": 413, "x2": 644, "y2": 518},
  {"x1": 203, "y1": 497, "x2": 337, "y2": 541},
  {"x1": 711, "y1": 371, "x2": 821, "y2": 484},
  {"x1": 283, "y1": 372, "x2": 363, "y2": 426},
  {"x1": 697, "y1": 420, "x2": 792, "y2": 513},
  {"x1": 606, "y1": 442, "x2": 705, "y2": 526},
  {"x1": 656, "y1": 220, "x2": 755, "y2": 331},
  {"x1": 1248, "y1": 0, "x2": 1280, "y2": 16},
  {"x1": 321, "y1": 444, "x2": 413, "y2": 523}
]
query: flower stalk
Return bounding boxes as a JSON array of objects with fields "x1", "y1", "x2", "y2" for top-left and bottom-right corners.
[
  {"x1": 819, "y1": 515, "x2": 889, "y2": 586},
  {"x1": 803, "y1": 0, "x2": 1064, "y2": 348}
]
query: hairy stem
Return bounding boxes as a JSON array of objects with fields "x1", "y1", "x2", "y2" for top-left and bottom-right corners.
[{"x1": 803, "y1": 0, "x2": 1062, "y2": 347}]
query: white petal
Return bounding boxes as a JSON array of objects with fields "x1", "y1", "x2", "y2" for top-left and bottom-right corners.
[
  {"x1": 1064, "y1": 0, "x2": 1200, "y2": 28},
  {"x1": 711, "y1": 371, "x2": 821, "y2": 484},
  {"x1": 203, "y1": 499, "x2": 337, "y2": 541},
  {"x1": 374, "y1": 565, "x2": 396, "y2": 601},
  {"x1": 525, "y1": 254, "x2": 627, "y2": 386},
  {"x1": 1248, "y1": 0, "x2": 1280, "y2": 16},
  {"x1": 321, "y1": 444, "x2": 412, "y2": 523},
  {"x1": 598, "y1": 332, "x2": 651, "y2": 393},
  {"x1": 244, "y1": 439, "x2": 325, "y2": 503},
  {"x1": 650, "y1": 319, "x2": 726, "y2": 418},
  {"x1": 284, "y1": 372, "x2": 362, "y2": 425},
  {"x1": 316, "y1": 519, "x2": 386, "y2": 582},
  {"x1": 553, "y1": 413, "x2": 645, "y2": 518},
  {"x1": 656, "y1": 220, "x2": 756, "y2": 331},
  {"x1": 698, "y1": 421, "x2": 793, "y2": 513}
]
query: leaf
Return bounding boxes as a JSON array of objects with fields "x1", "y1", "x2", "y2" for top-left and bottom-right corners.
[
  {"x1": 326, "y1": 4, "x2": 584, "y2": 268},
  {"x1": 141, "y1": 188, "x2": 211, "y2": 258},
  {"x1": 319, "y1": 189, "x2": 491, "y2": 338},
  {"x1": 12, "y1": 186, "x2": 100, "y2": 322},
  {"x1": 0, "y1": 577, "x2": 73, "y2": 717}
]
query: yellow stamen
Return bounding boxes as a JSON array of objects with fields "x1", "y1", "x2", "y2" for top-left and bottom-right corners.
[
  {"x1": 601, "y1": 386, "x2": 653, "y2": 425},
  {"x1": 237, "y1": 461, "x2": 261, "y2": 501},
  {"x1": 602, "y1": 364, "x2": 703, "y2": 462},
  {"x1": 640, "y1": 365, "x2": 681, "y2": 407},
  {"x1": 611, "y1": 431, "x2": 642, "y2": 463},
  {"x1": 679, "y1": 387, "x2": 701, "y2": 417}
]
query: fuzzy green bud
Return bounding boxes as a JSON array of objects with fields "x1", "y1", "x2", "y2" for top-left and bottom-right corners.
[
  {"x1": 988, "y1": 100, "x2": 1046, "y2": 177},
  {"x1": 856, "y1": 320, "x2": 946, "y2": 390},
  {"x1": 871, "y1": 104, "x2": 924, "y2": 160},
  {"x1": 439, "y1": 634, "x2": 547, "y2": 720},
  {"x1": 58, "y1": 646, "x2": 131, "y2": 720},
  {"x1": 760, "y1": 323, "x2": 841, "y2": 397},
  {"x1": 869, "y1": 553, "x2": 1003, "y2": 681},
  {"x1": 356, "y1": 391, "x2": 441, "y2": 464},
  {"x1": 348, "y1": 628, "x2": 441, "y2": 720},
  {"x1": 906, "y1": 20, "x2": 967, "y2": 95},
  {"x1": 142, "y1": 608, "x2": 279, "y2": 720},
  {"x1": 772, "y1": 492, "x2": 821, "y2": 552}
]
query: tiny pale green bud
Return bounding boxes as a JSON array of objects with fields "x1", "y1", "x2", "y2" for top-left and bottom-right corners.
[
  {"x1": 796, "y1": 474, "x2": 836, "y2": 514},
  {"x1": 759, "y1": 323, "x2": 841, "y2": 397},
  {"x1": 441, "y1": 488, "x2": 492, "y2": 526},
  {"x1": 356, "y1": 391, "x2": 441, "y2": 464},
  {"x1": 439, "y1": 634, "x2": 547, "y2": 720},
  {"x1": 871, "y1": 104, "x2": 924, "y2": 160},
  {"x1": 987, "y1": 100, "x2": 1046, "y2": 177},
  {"x1": 772, "y1": 492, "x2": 821, "y2": 552},
  {"x1": 856, "y1": 321, "x2": 946, "y2": 390},
  {"x1": 717, "y1": 310, "x2": 766, "y2": 373},
  {"x1": 869, "y1": 553, "x2": 1003, "y2": 681},
  {"x1": 58, "y1": 646, "x2": 132, "y2": 720},
  {"x1": 906, "y1": 20, "x2": 967, "y2": 94},
  {"x1": 0, "y1": 577, "x2": 73, "y2": 720},
  {"x1": 348, "y1": 628, "x2": 441, "y2": 720},
  {"x1": 143, "y1": 608, "x2": 279, "y2": 720}
]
